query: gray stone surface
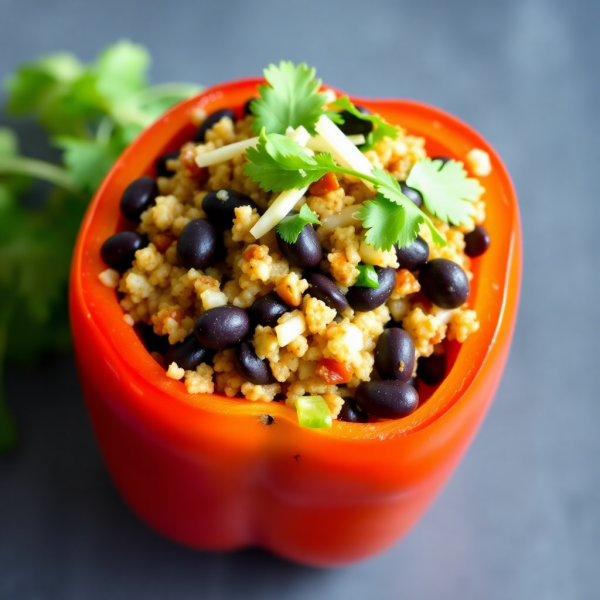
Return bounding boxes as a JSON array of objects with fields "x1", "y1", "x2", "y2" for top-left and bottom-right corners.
[{"x1": 1, "y1": 0, "x2": 599, "y2": 598}]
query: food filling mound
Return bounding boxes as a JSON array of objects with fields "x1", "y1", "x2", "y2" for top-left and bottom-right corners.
[{"x1": 98, "y1": 62, "x2": 492, "y2": 428}]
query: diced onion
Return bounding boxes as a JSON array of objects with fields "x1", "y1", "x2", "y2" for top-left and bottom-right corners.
[
  {"x1": 319, "y1": 205, "x2": 361, "y2": 235},
  {"x1": 314, "y1": 115, "x2": 374, "y2": 188},
  {"x1": 250, "y1": 127, "x2": 312, "y2": 240},
  {"x1": 195, "y1": 137, "x2": 259, "y2": 167},
  {"x1": 306, "y1": 134, "x2": 365, "y2": 153},
  {"x1": 358, "y1": 241, "x2": 395, "y2": 267},
  {"x1": 275, "y1": 312, "x2": 306, "y2": 347}
]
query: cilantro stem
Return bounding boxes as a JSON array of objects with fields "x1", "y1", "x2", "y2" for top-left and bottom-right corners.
[
  {"x1": 0, "y1": 157, "x2": 81, "y2": 196},
  {"x1": 0, "y1": 300, "x2": 18, "y2": 453},
  {"x1": 109, "y1": 83, "x2": 202, "y2": 129},
  {"x1": 95, "y1": 116, "x2": 114, "y2": 145},
  {"x1": 133, "y1": 83, "x2": 202, "y2": 104}
]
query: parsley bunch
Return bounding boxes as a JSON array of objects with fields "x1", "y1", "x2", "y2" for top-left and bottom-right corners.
[{"x1": 0, "y1": 41, "x2": 201, "y2": 451}]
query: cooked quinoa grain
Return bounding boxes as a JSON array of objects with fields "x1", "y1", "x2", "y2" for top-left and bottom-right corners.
[{"x1": 105, "y1": 101, "x2": 486, "y2": 421}]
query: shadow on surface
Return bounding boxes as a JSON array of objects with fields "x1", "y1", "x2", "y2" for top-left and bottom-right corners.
[{"x1": 0, "y1": 355, "x2": 329, "y2": 599}]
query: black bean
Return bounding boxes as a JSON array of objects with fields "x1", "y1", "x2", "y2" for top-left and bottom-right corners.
[
  {"x1": 338, "y1": 398, "x2": 369, "y2": 423},
  {"x1": 346, "y1": 266, "x2": 396, "y2": 312},
  {"x1": 305, "y1": 272, "x2": 348, "y2": 313},
  {"x1": 165, "y1": 336, "x2": 213, "y2": 371},
  {"x1": 177, "y1": 219, "x2": 220, "y2": 270},
  {"x1": 339, "y1": 106, "x2": 373, "y2": 137},
  {"x1": 395, "y1": 236, "x2": 429, "y2": 271},
  {"x1": 250, "y1": 292, "x2": 290, "y2": 327},
  {"x1": 374, "y1": 328, "x2": 416, "y2": 382},
  {"x1": 202, "y1": 189, "x2": 259, "y2": 230},
  {"x1": 417, "y1": 353, "x2": 447, "y2": 386},
  {"x1": 244, "y1": 97, "x2": 257, "y2": 116},
  {"x1": 194, "y1": 306, "x2": 250, "y2": 350},
  {"x1": 399, "y1": 182, "x2": 423, "y2": 208},
  {"x1": 120, "y1": 176, "x2": 158, "y2": 222},
  {"x1": 276, "y1": 213, "x2": 322, "y2": 269},
  {"x1": 155, "y1": 151, "x2": 180, "y2": 178},
  {"x1": 234, "y1": 342, "x2": 275, "y2": 385},
  {"x1": 406, "y1": 376, "x2": 419, "y2": 391},
  {"x1": 100, "y1": 231, "x2": 146, "y2": 271},
  {"x1": 193, "y1": 108, "x2": 236, "y2": 143},
  {"x1": 355, "y1": 380, "x2": 419, "y2": 419},
  {"x1": 464, "y1": 225, "x2": 490, "y2": 258},
  {"x1": 135, "y1": 323, "x2": 170, "y2": 355},
  {"x1": 418, "y1": 258, "x2": 470, "y2": 309}
]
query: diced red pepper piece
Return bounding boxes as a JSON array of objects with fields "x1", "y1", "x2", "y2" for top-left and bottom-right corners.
[
  {"x1": 317, "y1": 358, "x2": 353, "y2": 385},
  {"x1": 309, "y1": 172, "x2": 340, "y2": 196},
  {"x1": 180, "y1": 146, "x2": 208, "y2": 181}
]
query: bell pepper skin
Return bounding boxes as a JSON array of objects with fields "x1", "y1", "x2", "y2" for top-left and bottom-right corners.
[{"x1": 69, "y1": 79, "x2": 521, "y2": 567}]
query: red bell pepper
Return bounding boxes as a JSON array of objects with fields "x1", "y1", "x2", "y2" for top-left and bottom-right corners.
[
  {"x1": 317, "y1": 358, "x2": 353, "y2": 385},
  {"x1": 69, "y1": 78, "x2": 521, "y2": 566}
]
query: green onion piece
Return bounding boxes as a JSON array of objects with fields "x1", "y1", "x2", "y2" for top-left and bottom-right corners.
[{"x1": 295, "y1": 395, "x2": 332, "y2": 428}]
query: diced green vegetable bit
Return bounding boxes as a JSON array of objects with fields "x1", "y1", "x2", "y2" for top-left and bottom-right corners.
[
  {"x1": 295, "y1": 396, "x2": 333, "y2": 428},
  {"x1": 354, "y1": 264, "x2": 380, "y2": 288},
  {"x1": 276, "y1": 204, "x2": 321, "y2": 243}
]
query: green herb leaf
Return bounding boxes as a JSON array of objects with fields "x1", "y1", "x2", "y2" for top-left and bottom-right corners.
[
  {"x1": 330, "y1": 95, "x2": 399, "y2": 150},
  {"x1": 276, "y1": 204, "x2": 321, "y2": 243},
  {"x1": 244, "y1": 128, "x2": 335, "y2": 191},
  {"x1": 406, "y1": 158, "x2": 483, "y2": 225},
  {"x1": 244, "y1": 131, "x2": 446, "y2": 251},
  {"x1": 295, "y1": 395, "x2": 332, "y2": 428},
  {"x1": 368, "y1": 168, "x2": 445, "y2": 249},
  {"x1": 251, "y1": 61, "x2": 329, "y2": 135},
  {"x1": 354, "y1": 264, "x2": 380, "y2": 288},
  {"x1": 54, "y1": 136, "x2": 121, "y2": 196},
  {"x1": 4, "y1": 52, "x2": 84, "y2": 115},
  {"x1": 0, "y1": 42, "x2": 201, "y2": 451},
  {"x1": 95, "y1": 40, "x2": 149, "y2": 103}
]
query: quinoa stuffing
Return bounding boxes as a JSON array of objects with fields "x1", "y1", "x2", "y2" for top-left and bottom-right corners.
[{"x1": 99, "y1": 62, "x2": 490, "y2": 427}]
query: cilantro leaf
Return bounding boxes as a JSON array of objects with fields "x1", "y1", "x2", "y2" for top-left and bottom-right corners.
[
  {"x1": 95, "y1": 40, "x2": 149, "y2": 103},
  {"x1": 4, "y1": 52, "x2": 84, "y2": 115},
  {"x1": 276, "y1": 204, "x2": 321, "y2": 243},
  {"x1": 54, "y1": 136, "x2": 121, "y2": 195},
  {"x1": 244, "y1": 130, "x2": 446, "y2": 251},
  {"x1": 406, "y1": 158, "x2": 483, "y2": 225},
  {"x1": 356, "y1": 195, "x2": 413, "y2": 250},
  {"x1": 251, "y1": 61, "x2": 329, "y2": 136},
  {"x1": 354, "y1": 264, "x2": 380, "y2": 288},
  {"x1": 244, "y1": 128, "x2": 335, "y2": 191},
  {"x1": 5, "y1": 53, "x2": 105, "y2": 137},
  {"x1": 368, "y1": 168, "x2": 445, "y2": 248},
  {"x1": 331, "y1": 96, "x2": 399, "y2": 150}
]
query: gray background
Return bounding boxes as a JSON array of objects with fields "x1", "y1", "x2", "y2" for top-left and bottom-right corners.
[{"x1": 1, "y1": 0, "x2": 598, "y2": 598}]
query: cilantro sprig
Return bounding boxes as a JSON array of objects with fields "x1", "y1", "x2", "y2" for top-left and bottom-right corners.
[
  {"x1": 243, "y1": 130, "x2": 445, "y2": 250},
  {"x1": 0, "y1": 41, "x2": 201, "y2": 451},
  {"x1": 251, "y1": 61, "x2": 331, "y2": 136},
  {"x1": 276, "y1": 204, "x2": 321, "y2": 243},
  {"x1": 330, "y1": 96, "x2": 399, "y2": 150},
  {"x1": 406, "y1": 158, "x2": 483, "y2": 225}
]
